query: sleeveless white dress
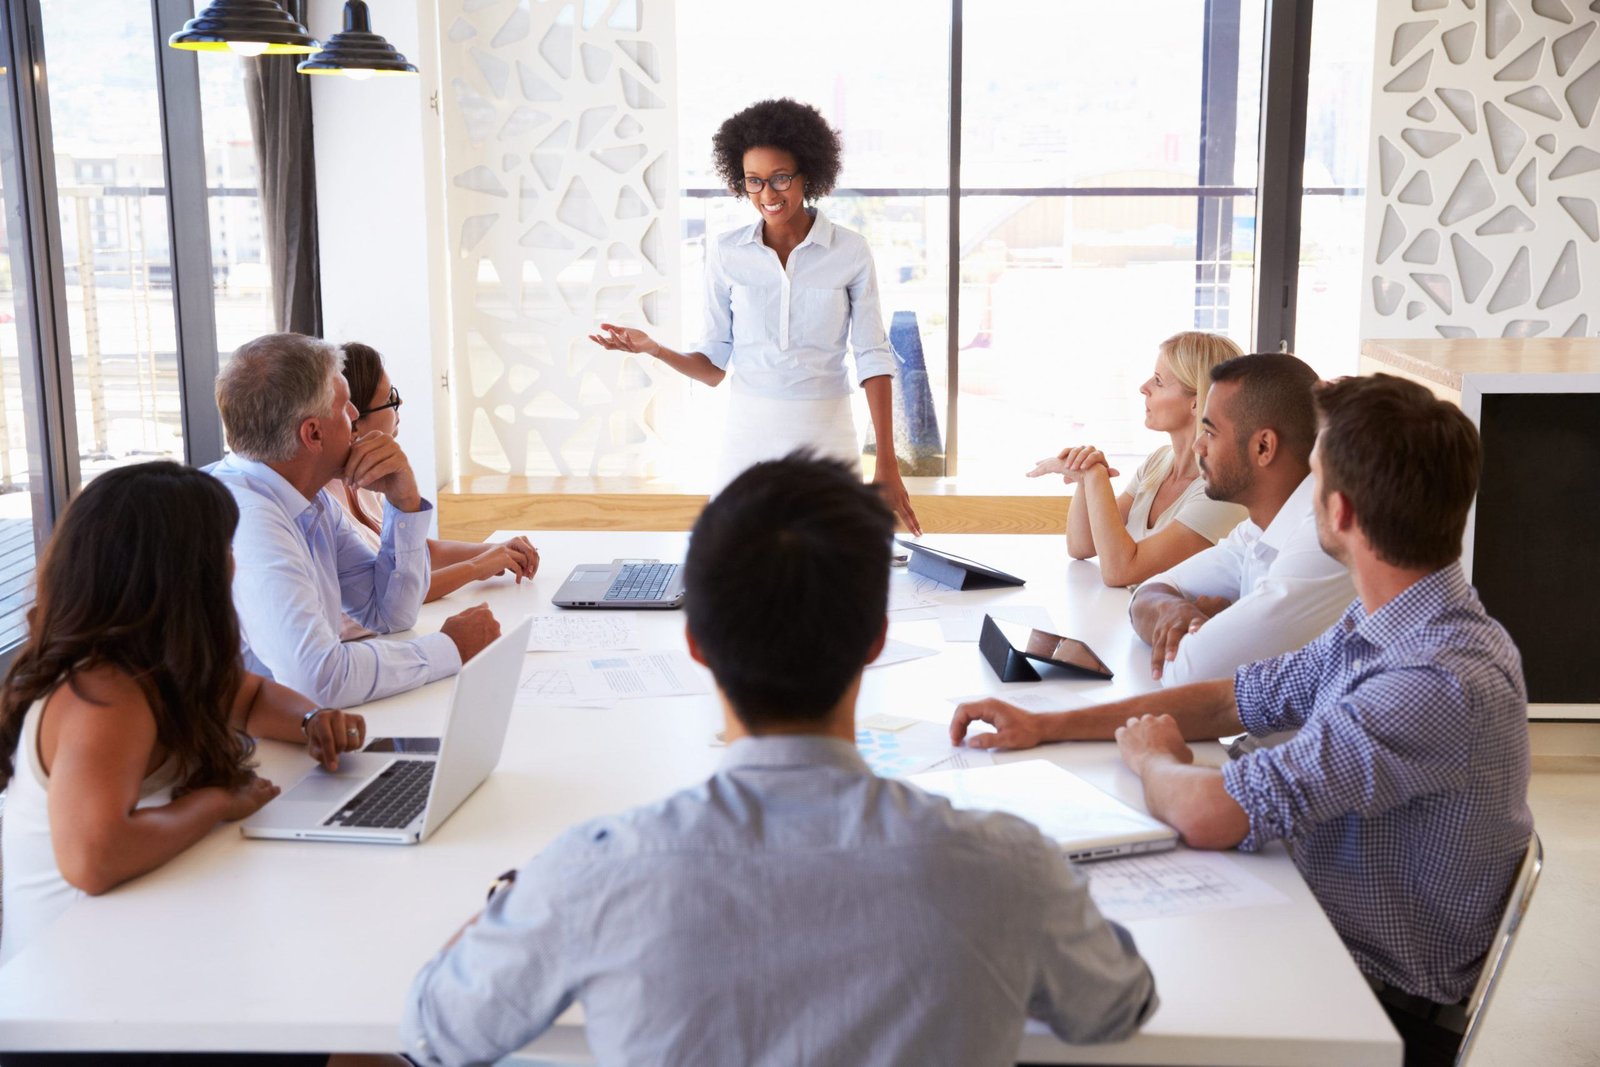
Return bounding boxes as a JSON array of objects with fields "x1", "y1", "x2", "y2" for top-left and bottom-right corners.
[{"x1": 1, "y1": 697, "x2": 180, "y2": 965}]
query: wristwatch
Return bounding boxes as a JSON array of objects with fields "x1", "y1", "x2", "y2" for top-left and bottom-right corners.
[{"x1": 486, "y1": 868, "x2": 518, "y2": 902}]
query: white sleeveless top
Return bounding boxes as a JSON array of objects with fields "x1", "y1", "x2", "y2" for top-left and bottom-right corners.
[{"x1": 0, "y1": 697, "x2": 180, "y2": 965}]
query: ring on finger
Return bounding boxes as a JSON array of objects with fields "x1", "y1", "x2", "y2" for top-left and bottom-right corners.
[{"x1": 346, "y1": 727, "x2": 359, "y2": 738}]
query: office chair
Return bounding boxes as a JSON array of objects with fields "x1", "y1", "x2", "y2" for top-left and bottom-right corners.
[{"x1": 1455, "y1": 831, "x2": 1543, "y2": 1066}]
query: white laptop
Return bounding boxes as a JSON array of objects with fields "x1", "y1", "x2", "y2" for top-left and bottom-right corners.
[
  {"x1": 909, "y1": 759, "x2": 1179, "y2": 862},
  {"x1": 242, "y1": 616, "x2": 533, "y2": 845}
]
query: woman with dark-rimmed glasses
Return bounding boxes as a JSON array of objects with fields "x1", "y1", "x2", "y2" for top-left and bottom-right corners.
[
  {"x1": 590, "y1": 97, "x2": 923, "y2": 535},
  {"x1": 327, "y1": 342, "x2": 538, "y2": 604}
]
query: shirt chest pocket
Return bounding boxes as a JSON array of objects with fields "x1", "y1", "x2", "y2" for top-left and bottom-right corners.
[{"x1": 791, "y1": 285, "x2": 850, "y2": 344}]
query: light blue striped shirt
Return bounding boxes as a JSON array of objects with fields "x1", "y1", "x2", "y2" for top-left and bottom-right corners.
[
  {"x1": 206, "y1": 454, "x2": 460, "y2": 707},
  {"x1": 401, "y1": 735, "x2": 1157, "y2": 1066},
  {"x1": 695, "y1": 211, "x2": 899, "y2": 399}
]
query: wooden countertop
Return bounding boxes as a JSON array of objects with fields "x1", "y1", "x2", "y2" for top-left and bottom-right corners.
[{"x1": 1361, "y1": 338, "x2": 1600, "y2": 391}]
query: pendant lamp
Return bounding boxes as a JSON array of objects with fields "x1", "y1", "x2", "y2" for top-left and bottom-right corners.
[
  {"x1": 296, "y1": 1, "x2": 419, "y2": 79},
  {"x1": 168, "y1": 0, "x2": 320, "y2": 56}
]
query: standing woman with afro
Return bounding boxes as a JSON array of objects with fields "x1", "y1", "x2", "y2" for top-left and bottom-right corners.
[{"x1": 591, "y1": 98, "x2": 922, "y2": 534}]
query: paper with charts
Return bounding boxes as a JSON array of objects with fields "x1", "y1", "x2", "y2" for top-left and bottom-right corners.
[
  {"x1": 887, "y1": 569, "x2": 958, "y2": 613},
  {"x1": 855, "y1": 718, "x2": 994, "y2": 777},
  {"x1": 518, "y1": 650, "x2": 710, "y2": 705},
  {"x1": 1085, "y1": 850, "x2": 1289, "y2": 923},
  {"x1": 523, "y1": 613, "x2": 639, "y2": 652}
]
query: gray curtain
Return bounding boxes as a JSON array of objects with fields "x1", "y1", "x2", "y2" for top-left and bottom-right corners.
[{"x1": 242, "y1": 0, "x2": 321, "y2": 336}]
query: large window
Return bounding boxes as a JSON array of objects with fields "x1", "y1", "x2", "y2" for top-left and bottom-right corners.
[
  {"x1": 0, "y1": 0, "x2": 279, "y2": 661},
  {"x1": 673, "y1": 1, "x2": 1370, "y2": 484}
]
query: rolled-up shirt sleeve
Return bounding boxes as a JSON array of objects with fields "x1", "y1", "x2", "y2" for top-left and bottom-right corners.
[
  {"x1": 1027, "y1": 839, "x2": 1158, "y2": 1044},
  {"x1": 694, "y1": 236, "x2": 735, "y2": 369},
  {"x1": 846, "y1": 246, "x2": 897, "y2": 386},
  {"x1": 1222, "y1": 667, "x2": 1471, "y2": 852},
  {"x1": 402, "y1": 844, "x2": 582, "y2": 1066},
  {"x1": 337, "y1": 499, "x2": 430, "y2": 634}
]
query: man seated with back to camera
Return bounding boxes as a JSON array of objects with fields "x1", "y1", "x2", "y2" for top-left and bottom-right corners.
[
  {"x1": 952, "y1": 375, "x2": 1533, "y2": 1067},
  {"x1": 208, "y1": 333, "x2": 501, "y2": 708},
  {"x1": 1127, "y1": 352, "x2": 1354, "y2": 686},
  {"x1": 401, "y1": 452, "x2": 1156, "y2": 1067}
]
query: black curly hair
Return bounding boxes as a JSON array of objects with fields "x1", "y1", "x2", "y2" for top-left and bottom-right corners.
[{"x1": 711, "y1": 98, "x2": 843, "y2": 201}]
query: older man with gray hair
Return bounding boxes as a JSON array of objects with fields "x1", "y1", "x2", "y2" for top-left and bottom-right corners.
[{"x1": 208, "y1": 332, "x2": 500, "y2": 707}]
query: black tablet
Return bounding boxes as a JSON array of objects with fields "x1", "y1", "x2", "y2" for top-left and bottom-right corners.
[
  {"x1": 989, "y1": 616, "x2": 1114, "y2": 679},
  {"x1": 896, "y1": 539, "x2": 1025, "y2": 589}
]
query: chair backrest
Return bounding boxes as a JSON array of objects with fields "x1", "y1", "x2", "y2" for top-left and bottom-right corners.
[{"x1": 1455, "y1": 831, "x2": 1543, "y2": 1066}]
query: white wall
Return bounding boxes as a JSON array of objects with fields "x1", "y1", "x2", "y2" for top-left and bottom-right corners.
[
  {"x1": 1362, "y1": 0, "x2": 1600, "y2": 341},
  {"x1": 309, "y1": 0, "x2": 452, "y2": 508}
]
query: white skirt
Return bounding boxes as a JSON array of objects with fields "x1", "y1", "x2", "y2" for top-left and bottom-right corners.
[{"x1": 716, "y1": 392, "x2": 863, "y2": 494}]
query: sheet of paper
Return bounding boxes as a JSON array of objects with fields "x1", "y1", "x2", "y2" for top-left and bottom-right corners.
[
  {"x1": 866, "y1": 638, "x2": 940, "y2": 670},
  {"x1": 566, "y1": 650, "x2": 711, "y2": 701},
  {"x1": 523, "y1": 614, "x2": 639, "y2": 652},
  {"x1": 1085, "y1": 850, "x2": 1289, "y2": 923},
  {"x1": 937, "y1": 605, "x2": 1058, "y2": 643},
  {"x1": 855, "y1": 719, "x2": 995, "y2": 778},
  {"x1": 885, "y1": 605, "x2": 941, "y2": 622},
  {"x1": 887, "y1": 570, "x2": 959, "y2": 612},
  {"x1": 515, "y1": 664, "x2": 616, "y2": 709},
  {"x1": 860, "y1": 712, "x2": 919, "y2": 732}
]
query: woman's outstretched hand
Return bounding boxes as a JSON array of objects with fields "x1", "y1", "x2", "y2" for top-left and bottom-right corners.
[{"x1": 590, "y1": 323, "x2": 659, "y2": 356}]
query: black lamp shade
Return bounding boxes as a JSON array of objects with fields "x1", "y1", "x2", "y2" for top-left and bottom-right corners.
[
  {"x1": 297, "y1": 1, "x2": 419, "y2": 77},
  {"x1": 168, "y1": 0, "x2": 321, "y2": 55}
]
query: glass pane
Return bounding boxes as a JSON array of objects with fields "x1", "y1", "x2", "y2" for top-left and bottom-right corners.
[
  {"x1": 40, "y1": 0, "x2": 185, "y2": 478},
  {"x1": 0, "y1": 37, "x2": 49, "y2": 651},
  {"x1": 1295, "y1": 0, "x2": 1377, "y2": 379},
  {"x1": 960, "y1": 2, "x2": 1264, "y2": 483},
  {"x1": 956, "y1": 194, "x2": 1257, "y2": 486},
  {"x1": 672, "y1": 1, "x2": 951, "y2": 485},
  {"x1": 197, "y1": 55, "x2": 275, "y2": 357}
]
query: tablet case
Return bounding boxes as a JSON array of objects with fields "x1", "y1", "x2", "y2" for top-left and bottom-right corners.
[
  {"x1": 979, "y1": 614, "x2": 1042, "y2": 682},
  {"x1": 899, "y1": 540, "x2": 1026, "y2": 590}
]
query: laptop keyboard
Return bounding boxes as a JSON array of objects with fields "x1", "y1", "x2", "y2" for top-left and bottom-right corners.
[
  {"x1": 603, "y1": 562, "x2": 678, "y2": 602},
  {"x1": 324, "y1": 759, "x2": 435, "y2": 829}
]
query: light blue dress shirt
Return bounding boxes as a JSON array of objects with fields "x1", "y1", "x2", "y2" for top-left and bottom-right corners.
[
  {"x1": 206, "y1": 454, "x2": 460, "y2": 707},
  {"x1": 1223, "y1": 563, "x2": 1532, "y2": 1003},
  {"x1": 401, "y1": 735, "x2": 1156, "y2": 1067},
  {"x1": 695, "y1": 211, "x2": 898, "y2": 399}
]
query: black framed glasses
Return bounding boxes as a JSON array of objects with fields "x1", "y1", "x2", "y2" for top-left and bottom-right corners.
[
  {"x1": 741, "y1": 173, "x2": 798, "y2": 193},
  {"x1": 358, "y1": 385, "x2": 401, "y2": 418}
]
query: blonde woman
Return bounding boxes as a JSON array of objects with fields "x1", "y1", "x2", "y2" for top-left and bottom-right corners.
[{"x1": 1030, "y1": 332, "x2": 1248, "y2": 587}]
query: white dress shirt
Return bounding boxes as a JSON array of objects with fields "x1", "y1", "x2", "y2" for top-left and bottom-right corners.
[
  {"x1": 1144, "y1": 473, "x2": 1355, "y2": 687},
  {"x1": 207, "y1": 454, "x2": 460, "y2": 707},
  {"x1": 694, "y1": 210, "x2": 898, "y2": 399}
]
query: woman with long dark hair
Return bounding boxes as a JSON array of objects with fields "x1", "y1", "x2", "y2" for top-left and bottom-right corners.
[{"x1": 0, "y1": 462, "x2": 368, "y2": 970}]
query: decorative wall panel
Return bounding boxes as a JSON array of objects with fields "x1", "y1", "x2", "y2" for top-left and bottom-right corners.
[
  {"x1": 439, "y1": 0, "x2": 679, "y2": 476},
  {"x1": 1363, "y1": 0, "x2": 1599, "y2": 341}
]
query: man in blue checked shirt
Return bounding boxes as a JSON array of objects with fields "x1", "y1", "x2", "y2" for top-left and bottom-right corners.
[
  {"x1": 953, "y1": 374, "x2": 1532, "y2": 1067},
  {"x1": 402, "y1": 453, "x2": 1156, "y2": 1067}
]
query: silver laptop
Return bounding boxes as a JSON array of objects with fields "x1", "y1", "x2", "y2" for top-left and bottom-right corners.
[
  {"x1": 552, "y1": 558, "x2": 686, "y2": 609},
  {"x1": 909, "y1": 759, "x2": 1179, "y2": 862},
  {"x1": 242, "y1": 616, "x2": 533, "y2": 845}
]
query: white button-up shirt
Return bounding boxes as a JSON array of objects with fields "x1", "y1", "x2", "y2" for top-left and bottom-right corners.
[
  {"x1": 694, "y1": 210, "x2": 898, "y2": 399},
  {"x1": 1144, "y1": 474, "x2": 1356, "y2": 687},
  {"x1": 207, "y1": 454, "x2": 461, "y2": 707}
]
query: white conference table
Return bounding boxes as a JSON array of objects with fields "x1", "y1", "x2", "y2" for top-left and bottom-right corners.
[{"x1": 0, "y1": 531, "x2": 1400, "y2": 1066}]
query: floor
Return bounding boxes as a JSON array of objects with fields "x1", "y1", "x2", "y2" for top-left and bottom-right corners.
[
  {"x1": 1469, "y1": 756, "x2": 1600, "y2": 1067},
  {"x1": 0, "y1": 517, "x2": 36, "y2": 649}
]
